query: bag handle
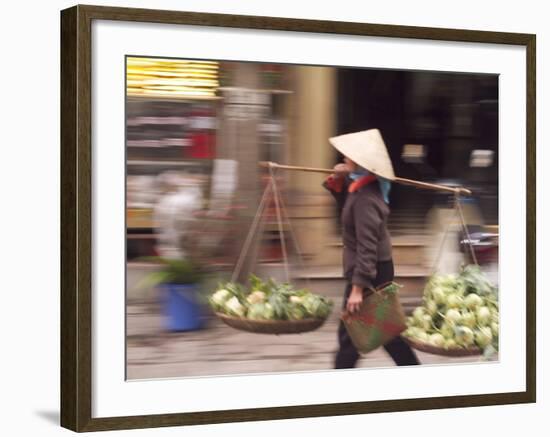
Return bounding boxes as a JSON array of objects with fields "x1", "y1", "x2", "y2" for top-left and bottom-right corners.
[
  {"x1": 342, "y1": 281, "x2": 402, "y2": 321},
  {"x1": 364, "y1": 281, "x2": 400, "y2": 297}
]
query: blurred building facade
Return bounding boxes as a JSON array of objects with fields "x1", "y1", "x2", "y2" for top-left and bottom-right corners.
[{"x1": 126, "y1": 58, "x2": 498, "y2": 285}]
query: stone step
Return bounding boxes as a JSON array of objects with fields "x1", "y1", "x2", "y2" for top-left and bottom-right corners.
[
  {"x1": 401, "y1": 295, "x2": 424, "y2": 315},
  {"x1": 388, "y1": 224, "x2": 427, "y2": 231},
  {"x1": 326, "y1": 235, "x2": 429, "y2": 246},
  {"x1": 293, "y1": 263, "x2": 428, "y2": 279},
  {"x1": 394, "y1": 243, "x2": 427, "y2": 266},
  {"x1": 390, "y1": 216, "x2": 432, "y2": 223}
]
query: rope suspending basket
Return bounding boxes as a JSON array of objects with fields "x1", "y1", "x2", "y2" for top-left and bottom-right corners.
[{"x1": 208, "y1": 163, "x2": 334, "y2": 334}]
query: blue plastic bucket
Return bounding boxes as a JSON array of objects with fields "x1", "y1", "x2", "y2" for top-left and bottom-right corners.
[{"x1": 160, "y1": 283, "x2": 203, "y2": 332}]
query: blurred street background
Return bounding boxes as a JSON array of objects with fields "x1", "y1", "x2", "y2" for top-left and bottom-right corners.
[{"x1": 125, "y1": 57, "x2": 499, "y2": 379}]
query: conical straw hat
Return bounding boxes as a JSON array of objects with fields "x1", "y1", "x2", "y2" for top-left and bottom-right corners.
[{"x1": 329, "y1": 129, "x2": 395, "y2": 181}]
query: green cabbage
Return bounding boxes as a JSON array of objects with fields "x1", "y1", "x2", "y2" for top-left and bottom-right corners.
[
  {"x1": 475, "y1": 326, "x2": 493, "y2": 348},
  {"x1": 445, "y1": 308, "x2": 462, "y2": 324},
  {"x1": 429, "y1": 333, "x2": 445, "y2": 347},
  {"x1": 288, "y1": 304, "x2": 307, "y2": 320},
  {"x1": 455, "y1": 326, "x2": 475, "y2": 347},
  {"x1": 247, "y1": 302, "x2": 274, "y2": 320},
  {"x1": 460, "y1": 310, "x2": 477, "y2": 329},
  {"x1": 246, "y1": 290, "x2": 266, "y2": 305},
  {"x1": 289, "y1": 295, "x2": 303, "y2": 304},
  {"x1": 210, "y1": 289, "x2": 232, "y2": 310},
  {"x1": 446, "y1": 293, "x2": 464, "y2": 309},
  {"x1": 439, "y1": 322, "x2": 455, "y2": 339},
  {"x1": 464, "y1": 293, "x2": 483, "y2": 310},
  {"x1": 416, "y1": 331, "x2": 430, "y2": 342},
  {"x1": 430, "y1": 287, "x2": 447, "y2": 305},
  {"x1": 413, "y1": 307, "x2": 426, "y2": 325},
  {"x1": 425, "y1": 300, "x2": 438, "y2": 316},
  {"x1": 224, "y1": 296, "x2": 246, "y2": 317},
  {"x1": 302, "y1": 294, "x2": 331, "y2": 318},
  {"x1": 444, "y1": 338, "x2": 458, "y2": 349},
  {"x1": 476, "y1": 306, "x2": 491, "y2": 326}
]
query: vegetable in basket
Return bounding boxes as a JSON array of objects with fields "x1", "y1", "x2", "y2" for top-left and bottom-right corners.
[
  {"x1": 208, "y1": 273, "x2": 333, "y2": 321},
  {"x1": 247, "y1": 302, "x2": 275, "y2": 320},
  {"x1": 403, "y1": 264, "x2": 499, "y2": 357},
  {"x1": 224, "y1": 296, "x2": 247, "y2": 318}
]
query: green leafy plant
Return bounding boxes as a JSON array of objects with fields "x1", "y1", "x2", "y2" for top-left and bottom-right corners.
[{"x1": 137, "y1": 256, "x2": 203, "y2": 289}]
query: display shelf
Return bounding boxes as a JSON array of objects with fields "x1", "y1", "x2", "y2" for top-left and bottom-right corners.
[
  {"x1": 127, "y1": 160, "x2": 203, "y2": 167},
  {"x1": 127, "y1": 94, "x2": 222, "y2": 103}
]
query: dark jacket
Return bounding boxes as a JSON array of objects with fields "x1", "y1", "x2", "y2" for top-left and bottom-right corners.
[{"x1": 322, "y1": 175, "x2": 392, "y2": 290}]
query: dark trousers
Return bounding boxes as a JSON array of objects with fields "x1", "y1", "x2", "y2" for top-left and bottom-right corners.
[{"x1": 335, "y1": 260, "x2": 420, "y2": 368}]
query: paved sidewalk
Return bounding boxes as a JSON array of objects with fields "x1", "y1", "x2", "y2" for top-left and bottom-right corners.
[{"x1": 126, "y1": 297, "x2": 494, "y2": 380}]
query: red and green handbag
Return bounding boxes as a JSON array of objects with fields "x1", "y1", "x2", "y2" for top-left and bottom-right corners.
[{"x1": 341, "y1": 282, "x2": 407, "y2": 354}]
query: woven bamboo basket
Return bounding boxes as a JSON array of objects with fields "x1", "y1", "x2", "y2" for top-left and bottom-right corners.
[
  {"x1": 214, "y1": 312, "x2": 328, "y2": 334},
  {"x1": 340, "y1": 281, "x2": 408, "y2": 354},
  {"x1": 403, "y1": 335, "x2": 482, "y2": 357}
]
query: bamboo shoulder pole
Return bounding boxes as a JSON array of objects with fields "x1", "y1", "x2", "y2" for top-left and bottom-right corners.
[{"x1": 259, "y1": 161, "x2": 472, "y2": 196}]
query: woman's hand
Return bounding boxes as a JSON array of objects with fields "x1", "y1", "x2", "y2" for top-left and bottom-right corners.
[
  {"x1": 346, "y1": 285, "x2": 364, "y2": 313},
  {"x1": 332, "y1": 163, "x2": 349, "y2": 179}
]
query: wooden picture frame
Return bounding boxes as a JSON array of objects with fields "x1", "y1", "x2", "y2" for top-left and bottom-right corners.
[{"x1": 61, "y1": 4, "x2": 536, "y2": 432}]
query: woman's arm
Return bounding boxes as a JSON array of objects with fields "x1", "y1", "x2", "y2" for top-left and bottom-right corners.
[
  {"x1": 352, "y1": 194, "x2": 384, "y2": 292},
  {"x1": 321, "y1": 164, "x2": 350, "y2": 214},
  {"x1": 346, "y1": 196, "x2": 384, "y2": 313}
]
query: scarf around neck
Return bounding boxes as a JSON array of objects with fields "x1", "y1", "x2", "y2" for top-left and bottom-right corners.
[{"x1": 348, "y1": 168, "x2": 391, "y2": 204}]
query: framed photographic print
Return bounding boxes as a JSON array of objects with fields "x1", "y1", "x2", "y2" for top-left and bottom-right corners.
[{"x1": 60, "y1": 4, "x2": 536, "y2": 432}]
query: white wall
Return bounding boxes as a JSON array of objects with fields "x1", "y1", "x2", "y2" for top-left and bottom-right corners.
[{"x1": 0, "y1": 0, "x2": 545, "y2": 436}]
